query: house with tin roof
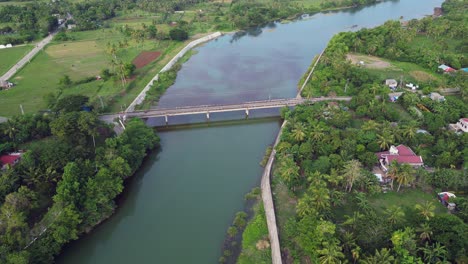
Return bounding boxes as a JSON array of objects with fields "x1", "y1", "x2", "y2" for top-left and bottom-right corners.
[
  {"x1": 0, "y1": 153, "x2": 22, "y2": 170},
  {"x1": 376, "y1": 145, "x2": 424, "y2": 171}
]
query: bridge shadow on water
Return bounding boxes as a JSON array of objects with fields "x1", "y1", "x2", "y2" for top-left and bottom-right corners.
[{"x1": 146, "y1": 107, "x2": 288, "y2": 129}]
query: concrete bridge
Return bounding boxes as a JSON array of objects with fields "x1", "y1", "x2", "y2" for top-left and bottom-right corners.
[{"x1": 100, "y1": 97, "x2": 351, "y2": 125}]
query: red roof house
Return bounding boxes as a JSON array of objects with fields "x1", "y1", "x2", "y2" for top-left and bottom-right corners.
[
  {"x1": 376, "y1": 145, "x2": 424, "y2": 171},
  {"x1": 0, "y1": 153, "x2": 22, "y2": 170}
]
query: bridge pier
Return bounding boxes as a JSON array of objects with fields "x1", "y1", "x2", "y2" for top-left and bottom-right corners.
[
  {"x1": 165, "y1": 115, "x2": 168, "y2": 124},
  {"x1": 245, "y1": 108, "x2": 249, "y2": 118},
  {"x1": 206, "y1": 112, "x2": 210, "y2": 120}
]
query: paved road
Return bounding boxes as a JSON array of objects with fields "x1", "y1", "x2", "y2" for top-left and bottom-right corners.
[
  {"x1": 99, "y1": 97, "x2": 352, "y2": 124},
  {"x1": 0, "y1": 23, "x2": 66, "y2": 83}
]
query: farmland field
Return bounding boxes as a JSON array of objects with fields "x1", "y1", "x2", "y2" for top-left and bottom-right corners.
[{"x1": 0, "y1": 45, "x2": 33, "y2": 75}]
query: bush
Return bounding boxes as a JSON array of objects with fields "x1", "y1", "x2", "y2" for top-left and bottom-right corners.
[{"x1": 169, "y1": 28, "x2": 188, "y2": 41}]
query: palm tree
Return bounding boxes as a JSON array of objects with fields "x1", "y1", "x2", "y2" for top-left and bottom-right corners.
[
  {"x1": 416, "y1": 222, "x2": 432, "y2": 242},
  {"x1": 396, "y1": 163, "x2": 415, "y2": 192},
  {"x1": 343, "y1": 212, "x2": 364, "y2": 232},
  {"x1": 311, "y1": 187, "x2": 330, "y2": 212},
  {"x1": 291, "y1": 122, "x2": 306, "y2": 142},
  {"x1": 3, "y1": 119, "x2": 18, "y2": 142},
  {"x1": 310, "y1": 123, "x2": 325, "y2": 141},
  {"x1": 342, "y1": 160, "x2": 363, "y2": 192},
  {"x1": 377, "y1": 132, "x2": 394, "y2": 150},
  {"x1": 276, "y1": 155, "x2": 300, "y2": 191},
  {"x1": 386, "y1": 160, "x2": 400, "y2": 190},
  {"x1": 359, "y1": 248, "x2": 395, "y2": 264},
  {"x1": 384, "y1": 205, "x2": 405, "y2": 225},
  {"x1": 402, "y1": 121, "x2": 418, "y2": 140},
  {"x1": 361, "y1": 120, "x2": 380, "y2": 132},
  {"x1": 318, "y1": 240, "x2": 345, "y2": 264},
  {"x1": 419, "y1": 242, "x2": 447, "y2": 263},
  {"x1": 414, "y1": 201, "x2": 435, "y2": 221}
]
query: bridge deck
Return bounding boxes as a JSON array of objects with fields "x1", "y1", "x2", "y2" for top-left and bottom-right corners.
[{"x1": 99, "y1": 97, "x2": 351, "y2": 123}]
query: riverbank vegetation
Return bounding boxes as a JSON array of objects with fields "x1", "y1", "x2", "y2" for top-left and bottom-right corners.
[
  {"x1": 0, "y1": 97, "x2": 159, "y2": 263},
  {"x1": 271, "y1": 1, "x2": 467, "y2": 263}
]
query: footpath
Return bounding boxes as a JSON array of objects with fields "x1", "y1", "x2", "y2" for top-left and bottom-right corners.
[{"x1": 260, "y1": 49, "x2": 325, "y2": 264}]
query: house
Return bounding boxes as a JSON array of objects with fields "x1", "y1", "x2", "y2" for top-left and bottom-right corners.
[
  {"x1": 385, "y1": 79, "x2": 398, "y2": 89},
  {"x1": 376, "y1": 145, "x2": 424, "y2": 171},
  {"x1": 429, "y1": 92, "x2": 445, "y2": 102},
  {"x1": 0, "y1": 153, "x2": 22, "y2": 170},
  {"x1": 0, "y1": 80, "x2": 14, "y2": 89},
  {"x1": 6, "y1": 43, "x2": 12, "y2": 48},
  {"x1": 67, "y1": 24, "x2": 76, "y2": 30},
  {"x1": 405, "y1": 83, "x2": 418, "y2": 90},
  {"x1": 388, "y1": 92, "x2": 403, "y2": 102},
  {"x1": 438, "y1": 64, "x2": 456, "y2": 73},
  {"x1": 449, "y1": 118, "x2": 468, "y2": 133}
]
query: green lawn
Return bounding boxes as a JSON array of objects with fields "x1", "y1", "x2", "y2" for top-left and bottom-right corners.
[
  {"x1": 0, "y1": 45, "x2": 33, "y2": 75},
  {"x1": 368, "y1": 189, "x2": 447, "y2": 215}
]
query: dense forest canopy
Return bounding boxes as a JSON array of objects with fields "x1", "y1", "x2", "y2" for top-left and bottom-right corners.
[{"x1": 0, "y1": 96, "x2": 159, "y2": 263}]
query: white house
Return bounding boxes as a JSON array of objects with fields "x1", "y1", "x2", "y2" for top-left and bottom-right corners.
[
  {"x1": 449, "y1": 118, "x2": 468, "y2": 133},
  {"x1": 385, "y1": 79, "x2": 398, "y2": 89},
  {"x1": 429, "y1": 92, "x2": 445, "y2": 102}
]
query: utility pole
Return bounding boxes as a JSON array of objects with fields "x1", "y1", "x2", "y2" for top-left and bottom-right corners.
[
  {"x1": 20, "y1": 104, "x2": 24, "y2": 115},
  {"x1": 344, "y1": 79, "x2": 349, "y2": 93}
]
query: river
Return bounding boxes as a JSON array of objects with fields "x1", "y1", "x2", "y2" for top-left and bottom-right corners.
[{"x1": 57, "y1": 0, "x2": 444, "y2": 263}]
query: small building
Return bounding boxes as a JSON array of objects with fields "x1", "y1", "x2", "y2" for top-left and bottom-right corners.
[
  {"x1": 449, "y1": 118, "x2": 468, "y2": 133},
  {"x1": 461, "y1": 68, "x2": 468, "y2": 72},
  {"x1": 0, "y1": 80, "x2": 14, "y2": 89},
  {"x1": 405, "y1": 83, "x2": 418, "y2": 90},
  {"x1": 388, "y1": 92, "x2": 403, "y2": 102},
  {"x1": 67, "y1": 24, "x2": 77, "y2": 30},
  {"x1": 438, "y1": 64, "x2": 456, "y2": 73},
  {"x1": 385, "y1": 79, "x2": 398, "y2": 89},
  {"x1": 0, "y1": 44, "x2": 5, "y2": 49},
  {"x1": 5, "y1": 44, "x2": 12, "y2": 48},
  {"x1": 429, "y1": 92, "x2": 445, "y2": 102},
  {"x1": 376, "y1": 145, "x2": 424, "y2": 171},
  {"x1": 0, "y1": 153, "x2": 22, "y2": 170}
]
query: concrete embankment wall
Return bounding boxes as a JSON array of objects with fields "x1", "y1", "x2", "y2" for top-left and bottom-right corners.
[{"x1": 126, "y1": 32, "x2": 223, "y2": 112}]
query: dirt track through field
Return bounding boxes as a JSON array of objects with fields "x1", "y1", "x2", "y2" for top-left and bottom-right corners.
[{"x1": 132, "y1": 51, "x2": 161, "y2": 69}]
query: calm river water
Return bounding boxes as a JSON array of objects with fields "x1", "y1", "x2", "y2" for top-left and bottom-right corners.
[{"x1": 57, "y1": 0, "x2": 444, "y2": 263}]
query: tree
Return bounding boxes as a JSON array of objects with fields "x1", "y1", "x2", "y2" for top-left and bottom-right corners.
[
  {"x1": 169, "y1": 28, "x2": 188, "y2": 41},
  {"x1": 419, "y1": 242, "x2": 448, "y2": 264},
  {"x1": 318, "y1": 239, "x2": 345, "y2": 264},
  {"x1": 360, "y1": 248, "x2": 395, "y2": 264},
  {"x1": 385, "y1": 205, "x2": 405, "y2": 226},
  {"x1": 414, "y1": 202, "x2": 435, "y2": 221},
  {"x1": 342, "y1": 160, "x2": 362, "y2": 192},
  {"x1": 53, "y1": 95, "x2": 89, "y2": 113},
  {"x1": 416, "y1": 222, "x2": 432, "y2": 242},
  {"x1": 275, "y1": 155, "x2": 300, "y2": 191},
  {"x1": 396, "y1": 164, "x2": 415, "y2": 192},
  {"x1": 291, "y1": 122, "x2": 307, "y2": 142},
  {"x1": 377, "y1": 131, "x2": 394, "y2": 150}
]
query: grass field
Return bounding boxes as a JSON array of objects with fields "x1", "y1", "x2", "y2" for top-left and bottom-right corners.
[
  {"x1": 0, "y1": 45, "x2": 33, "y2": 75},
  {"x1": 0, "y1": 24, "x2": 191, "y2": 116}
]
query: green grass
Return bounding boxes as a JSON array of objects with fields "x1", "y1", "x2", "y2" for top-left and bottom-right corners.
[
  {"x1": 368, "y1": 189, "x2": 446, "y2": 215},
  {"x1": 237, "y1": 203, "x2": 271, "y2": 264},
  {"x1": 0, "y1": 45, "x2": 33, "y2": 75}
]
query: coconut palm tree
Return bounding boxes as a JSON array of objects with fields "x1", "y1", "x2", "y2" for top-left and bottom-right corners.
[
  {"x1": 419, "y1": 242, "x2": 447, "y2": 263},
  {"x1": 361, "y1": 120, "x2": 380, "y2": 132},
  {"x1": 396, "y1": 163, "x2": 415, "y2": 192},
  {"x1": 291, "y1": 122, "x2": 307, "y2": 142},
  {"x1": 402, "y1": 121, "x2": 418, "y2": 140},
  {"x1": 318, "y1": 240, "x2": 345, "y2": 264},
  {"x1": 416, "y1": 222, "x2": 432, "y2": 242},
  {"x1": 385, "y1": 205, "x2": 405, "y2": 225},
  {"x1": 311, "y1": 187, "x2": 330, "y2": 212},
  {"x1": 342, "y1": 160, "x2": 363, "y2": 192},
  {"x1": 377, "y1": 131, "x2": 394, "y2": 150},
  {"x1": 359, "y1": 248, "x2": 395, "y2": 264},
  {"x1": 414, "y1": 201, "x2": 435, "y2": 221},
  {"x1": 342, "y1": 212, "x2": 364, "y2": 232},
  {"x1": 310, "y1": 123, "x2": 325, "y2": 142}
]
